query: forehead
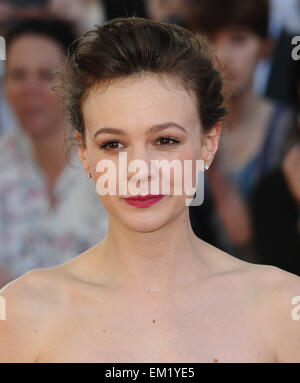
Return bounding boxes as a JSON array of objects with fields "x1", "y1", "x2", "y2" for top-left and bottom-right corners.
[
  {"x1": 211, "y1": 27, "x2": 259, "y2": 41},
  {"x1": 82, "y1": 73, "x2": 200, "y2": 132},
  {"x1": 7, "y1": 34, "x2": 63, "y2": 68}
]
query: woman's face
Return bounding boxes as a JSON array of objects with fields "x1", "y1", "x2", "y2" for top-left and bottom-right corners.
[
  {"x1": 210, "y1": 28, "x2": 264, "y2": 97},
  {"x1": 79, "y1": 73, "x2": 221, "y2": 232},
  {"x1": 5, "y1": 34, "x2": 64, "y2": 138}
]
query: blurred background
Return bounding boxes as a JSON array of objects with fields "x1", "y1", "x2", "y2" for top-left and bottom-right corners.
[{"x1": 0, "y1": 0, "x2": 299, "y2": 287}]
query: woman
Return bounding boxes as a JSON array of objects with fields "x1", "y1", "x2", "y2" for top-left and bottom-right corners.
[
  {"x1": 0, "y1": 17, "x2": 108, "y2": 285},
  {"x1": 251, "y1": 61, "x2": 300, "y2": 274},
  {"x1": 0, "y1": 17, "x2": 300, "y2": 363},
  {"x1": 187, "y1": 0, "x2": 295, "y2": 261}
]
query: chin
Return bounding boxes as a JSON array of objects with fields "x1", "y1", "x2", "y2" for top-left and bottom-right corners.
[
  {"x1": 108, "y1": 196, "x2": 185, "y2": 233},
  {"x1": 121, "y1": 204, "x2": 170, "y2": 229},
  {"x1": 119, "y1": 214, "x2": 171, "y2": 233}
]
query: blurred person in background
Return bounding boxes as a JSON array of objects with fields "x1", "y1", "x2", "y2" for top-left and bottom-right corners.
[
  {"x1": 102, "y1": 0, "x2": 146, "y2": 20},
  {"x1": 0, "y1": 0, "x2": 49, "y2": 28},
  {"x1": 187, "y1": 0, "x2": 295, "y2": 261},
  {"x1": 251, "y1": 60, "x2": 300, "y2": 274},
  {"x1": 249, "y1": 0, "x2": 300, "y2": 97},
  {"x1": 0, "y1": 0, "x2": 106, "y2": 34},
  {"x1": 265, "y1": 0, "x2": 300, "y2": 104},
  {"x1": 0, "y1": 0, "x2": 49, "y2": 135},
  {"x1": 145, "y1": 0, "x2": 191, "y2": 26},
  {"x1": 0, "y1": 17, "x2": 108, "y2": 287},
  {"x1": 49, "y1": 0, "x2": 106, "y2": 33},
  {"x1": 0, "y1": 0, "x2": 106, "y2": 134}
]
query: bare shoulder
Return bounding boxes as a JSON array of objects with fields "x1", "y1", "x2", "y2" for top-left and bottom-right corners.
[
  {"x1": 200, "y1": 240, "x2": 281, "y2": 283},
  {"x1": 207, "y1": 245, "x2": 300, "y2": 362},
  {"x1": 0, "y1": 266, "x2": 71, "y2": 362},
  {"x1": 241, "y1": 262, "x2": 300, "y2": 301},
  {"x1": 256, "y1": 264, "x2": 300, "y2": 363},
  {"x1": 235, "y1": 260, "x2": 300, "y2": 303},
  {"x1": 203, "y1": 241, "x2": 300, "y2": 304},
  {"x1": 222, "y1": 257, "x2": 300, "y2": 363},
  {"x1": 215, "y1": 246, "x2": 300, "y2": 297}
]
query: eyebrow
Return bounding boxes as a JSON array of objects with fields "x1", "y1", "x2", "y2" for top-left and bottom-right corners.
[{"x1": 93, "y1": 122, "x2": 187, "y2": 138}]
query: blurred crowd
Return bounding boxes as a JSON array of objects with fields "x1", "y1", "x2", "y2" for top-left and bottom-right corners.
[{"x1": 0, "y1": 0, "x2": 299, "y2": 287}]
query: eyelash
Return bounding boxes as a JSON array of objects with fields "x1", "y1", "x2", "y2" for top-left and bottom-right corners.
[{"x1": 99, "y1": 136, "x2": 181, "y2": 152}]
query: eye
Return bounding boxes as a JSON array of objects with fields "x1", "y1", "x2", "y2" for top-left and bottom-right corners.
[
  {"x1": 154, "y1": 136, "x2": 181, "y2": 146},
  {"x1": 99, "y1": 140, "x2": 125, "y2": 151},
  {"x1": 231, "y1": 32, "x2": 248, "y2": 44},
  {"x1": 8, "y1": 69, "x2": 25, "y2": 81}
]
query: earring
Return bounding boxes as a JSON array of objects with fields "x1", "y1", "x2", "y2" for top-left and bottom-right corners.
[
  {"x1": 204, "y1": 164, "x2": 210, "y2": 171},
  {"x1": 86, "y1": 172, "x2": 92, "y2": 179}
]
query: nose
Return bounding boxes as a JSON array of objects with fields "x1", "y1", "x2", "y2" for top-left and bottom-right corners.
[
  {"x1": 126, "y1": 145, "x2": 157, "y2": 192},
  {"x1": 21, "y1": 76, "x2": 43, "y2": 98}
]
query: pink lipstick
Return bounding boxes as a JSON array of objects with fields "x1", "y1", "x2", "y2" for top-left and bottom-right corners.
[{"x1": 123, "y1": 195, "x2": 164, "y2": 208}]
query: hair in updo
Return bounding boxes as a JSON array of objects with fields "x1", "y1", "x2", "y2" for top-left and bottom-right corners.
[{"x1": 56, "y1": 16, "x2": 227, "y2": 144}]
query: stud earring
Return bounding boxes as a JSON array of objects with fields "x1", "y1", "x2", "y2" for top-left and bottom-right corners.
[{"x1": 204, "y1": 164, "x2": 210, "y2": 171}]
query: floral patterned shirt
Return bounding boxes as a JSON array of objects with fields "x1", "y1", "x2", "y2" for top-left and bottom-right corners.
[{"x1": 0, "y1": 128, "x2": 108, "y2": 279}]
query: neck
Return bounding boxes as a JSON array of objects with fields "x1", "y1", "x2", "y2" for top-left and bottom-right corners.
[
  {"x1": 97, "y1": 208, "x2": 209, "y2": 292},
  {"x1": 228, "y1": 87, "x2": 257, "y2": 127}
]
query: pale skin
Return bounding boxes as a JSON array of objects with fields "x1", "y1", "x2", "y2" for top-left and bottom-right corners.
[{"x1": 1, "y1": 73, "x2": 300, "y2": 363}]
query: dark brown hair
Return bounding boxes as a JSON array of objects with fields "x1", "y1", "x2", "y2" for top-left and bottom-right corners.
[
  {"x1": 56, "y1": 16, "x2": 227, "y2": 143},
  {"x1": 5, "y1": 16, "x2": 77, "y2": 57},
  {"x1": 187, "y1": 0, "x2": 269, "y2": 40}
]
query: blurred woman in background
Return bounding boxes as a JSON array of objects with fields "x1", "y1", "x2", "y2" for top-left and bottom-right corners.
[
  {"x1": 251, "y1": 60, "x2": 300, "y2": 274},
  {"x1": 188, "y1": 0, "x2": 295, "y2": 261},
  {"x1": 0, "y1": 17, "x2": 108, "y2": 286}
]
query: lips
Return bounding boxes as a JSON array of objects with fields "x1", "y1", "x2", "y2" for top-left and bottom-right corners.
[{"x1": 123, "y1": 195, "x2": 164, "y2": 208}]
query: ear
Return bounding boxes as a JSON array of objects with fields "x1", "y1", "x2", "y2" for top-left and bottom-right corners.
[
  {"x1": 73, "y1": 131, "x2": 90, "y2": 174},
  {"x1": 201, "y1": 122, "x2": 222, "y2": 166}
]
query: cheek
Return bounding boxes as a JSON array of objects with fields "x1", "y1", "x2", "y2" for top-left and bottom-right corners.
[
  {"x1": 169, "y1": 148, "x2": 202, "y2": 196},
  {"x1": 236, "y1": 46, "x2": 260, "y2": 77},
  {"x1": 5, "y1": 82, "x2": 21, "y2": 106},
  {"x1": 44, "y1": 88, "x2": 60, "y2": 108}
]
